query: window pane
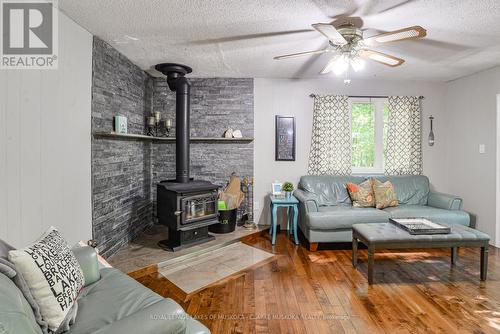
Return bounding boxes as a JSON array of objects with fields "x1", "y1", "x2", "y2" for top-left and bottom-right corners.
[
  {"x1": 383, "y1": 104, "x2": 389, "y2": 159},
  {"x1": 352, "y1": 103, "x2": 375, "y2": 167}
]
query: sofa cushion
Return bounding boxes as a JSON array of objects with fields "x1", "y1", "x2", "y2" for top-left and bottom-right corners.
[
  {"x1": 84, "y1": 299, "x2": 188, "y2": 334},
  {"x1": 186, "y1": 315, "x2": 212, "y2": 334},
  {"x1": 299, "y1": 175, "x2": 365, "y2": 206},
  {"x1": 67, "y1": 268, "x2": 165, "y2": 334},
  {"x1": 373, "y1": 175, "x2": 429, "y2": 205},
  {"x1": 306, "y1": 206, "x2": 390, "y2": 230},
  {"x1": 383, "y1": 205, "x2": 470, "y2": 226},
  {"x1": 0, "y1": 257, "x2": 49, "y2": 334}
]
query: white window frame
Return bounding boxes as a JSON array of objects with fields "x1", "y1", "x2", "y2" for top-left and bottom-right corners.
[{"x1": 349, "y1": 97, "x2": 388, "y2": 175}]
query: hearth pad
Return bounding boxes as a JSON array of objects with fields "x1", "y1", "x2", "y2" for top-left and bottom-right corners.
[{"x1": 158, "y1": 242, "x2": 275, "y2": 294}]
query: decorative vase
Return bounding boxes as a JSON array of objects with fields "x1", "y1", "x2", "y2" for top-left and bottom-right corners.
[{"x1": 285, "y1": 191, "x2": 292, "y2": 199}]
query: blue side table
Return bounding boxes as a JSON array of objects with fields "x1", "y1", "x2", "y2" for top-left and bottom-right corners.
[{"x1": 269, "y1": 195, "x2": 299, "y2": 245}]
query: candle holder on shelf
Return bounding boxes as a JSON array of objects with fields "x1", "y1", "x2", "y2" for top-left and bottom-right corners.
[
  {"x1": 147, "y1": 112, "x2": 172, "y2": 137},
  {"x1": 163, "y1": 119, "x2": 172, "y2": 137}
]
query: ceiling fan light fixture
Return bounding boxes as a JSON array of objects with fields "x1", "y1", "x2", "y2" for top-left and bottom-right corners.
[
  {"x1": 320, "y1": 55, "x2": 339, "y2": 74},
  {"x1": 351, "y1": 58, "x2": 365, "y2": 72},
  {"x1": 332, "y1": 55, "x2": 349, "y2": 76},
  {"x1": 274, "y1": 22, "x2": 422, "y2": 75},
  {"x1": 321, "y1": 55, "x2": 365, "y2": 76}
]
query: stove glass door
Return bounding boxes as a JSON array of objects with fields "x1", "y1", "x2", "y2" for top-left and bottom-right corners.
[{"x1": 181, "y1": 192, "x2": 218, "y2": 225}]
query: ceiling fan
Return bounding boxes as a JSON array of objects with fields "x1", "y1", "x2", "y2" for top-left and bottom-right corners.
[{"x1": 273, "y1": 23, "x2": 427, "y2": 75}]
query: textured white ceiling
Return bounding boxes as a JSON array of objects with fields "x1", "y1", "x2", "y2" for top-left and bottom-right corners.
[{"x1": 59, "y1": 0, "x2": 500, "y2": 81}]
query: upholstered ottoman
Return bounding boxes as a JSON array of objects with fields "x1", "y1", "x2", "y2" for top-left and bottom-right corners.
[{"x1": 352, "y1": 223, "x2": 490, "y2": 284}]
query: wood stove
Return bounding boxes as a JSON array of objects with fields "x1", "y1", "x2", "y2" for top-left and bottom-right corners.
[
  {"x1": 154, "y1": 63, "x2": 220, "y2": 251},
  {"x1": 157, "y1": 180, "x2": 219, "y2": 251}
]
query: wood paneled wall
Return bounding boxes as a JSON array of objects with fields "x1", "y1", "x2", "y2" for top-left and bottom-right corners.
[{"x1": 0, "y1": 12, "x2": 93, "y2": 247}]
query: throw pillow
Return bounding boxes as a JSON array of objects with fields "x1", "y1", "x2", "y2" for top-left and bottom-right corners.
[
  {"x1": 373, "y1": 179, "x2": 399, "y2": 209},
  {"x1": 346, "y1": 179, "x2": 375, "y2": 207},
  {"x1": 8, "y1": 227, "x2": 85, "y2": 332}
]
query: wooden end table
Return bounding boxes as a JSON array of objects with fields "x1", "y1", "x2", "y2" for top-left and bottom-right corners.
[{"x1": 352, "y1": 223, "x2": 490, "y2": 284}]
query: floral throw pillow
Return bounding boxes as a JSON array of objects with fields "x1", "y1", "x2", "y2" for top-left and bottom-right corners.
[
  {"x1": 346, "y1": 179, "x2": 375, "y2": 207},
  {"x1": 373, "y1": 179, "x2": 399, "y2": 209}
]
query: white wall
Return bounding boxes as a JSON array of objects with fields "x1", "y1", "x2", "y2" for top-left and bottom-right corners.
[
  {"x1": 0, "y1": 12, "x2": 93, "y2": 247},
  {"x1": 253, "y1": 77, "x2": 448, "y2": 227},
  {"x1": 445, "y1": 67, "x2": 500, "y2": 246}
]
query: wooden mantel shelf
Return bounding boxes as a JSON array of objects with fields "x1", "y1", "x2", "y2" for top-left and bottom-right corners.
[{"x1": 93, "y1": 131, "x2": 254, "y2": 143}]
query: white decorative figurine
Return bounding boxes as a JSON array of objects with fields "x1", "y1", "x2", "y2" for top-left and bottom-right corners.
[{"x1": 232, "y1": 129, "x2": 242, "y2": 138}]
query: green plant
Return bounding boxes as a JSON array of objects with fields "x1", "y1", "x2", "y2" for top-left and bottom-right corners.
[{"x1": 282, "y1": 182, "x2": 294, "y2": 192}]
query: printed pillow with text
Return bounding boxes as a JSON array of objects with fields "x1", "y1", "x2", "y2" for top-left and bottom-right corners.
[{"x1": 8, "y1": 227, "x2": 84, "y2": 331}]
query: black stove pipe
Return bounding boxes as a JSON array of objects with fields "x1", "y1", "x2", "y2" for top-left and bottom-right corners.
[{"x1": 154, "y1": 63, "x2": 193, "y2": 183}]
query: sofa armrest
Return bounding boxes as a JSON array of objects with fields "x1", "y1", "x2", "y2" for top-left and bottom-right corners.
[
  {"x1": 428, "y1": 191, "x2": 463, "y2": 210},
  {"x1": 294, "y1": 189, "x2": 319, "y2": 213},
  {"x1": 72, "y1": 246, "x2": 101, "y2": 287},
  {"x1": 92, "y1": 298, "x2": 193, "y2": 334}
]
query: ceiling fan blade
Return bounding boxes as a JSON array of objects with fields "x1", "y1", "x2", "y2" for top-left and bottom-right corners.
[
  {"x1": 376, "y1": 0, "x2": 416, "y2": 15},
  {"x1": 357, "y1": 0, "x2": 417, "y2": 17},
  {"x1": 190, "y1": 29, "x2": 314, "y2": 45},
  {"x1": 320, "y1": 55, "x2": 341, "y2": 74},
  {"x1": 363, "y1": 26, "x2": 427, "y2": 46},
  {"x1": 274, "y1": 48, "x2": 330, "y2": 60},
  {"x1": 313, "y1": 0, "x2": 358, "y2": 20},
  {"x1": 293, "y1": 44, "x2": 330, "y2": 78},
  {"x1": 357, "y1": 0, "x2": 377, "y2": 16},
  {"x1": 312, "y1": 23, "x2": 347, "y2": 45},
  {"x1": 360, "y1": 50, "x2": 405, "y2": 67}
]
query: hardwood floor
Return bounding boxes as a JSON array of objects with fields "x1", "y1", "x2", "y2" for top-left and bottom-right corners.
[{"x1": 136, "y1": 231, "x2": 500, "y2": 334}]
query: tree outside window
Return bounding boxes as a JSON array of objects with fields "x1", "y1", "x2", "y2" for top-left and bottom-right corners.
[{"x1": 351, "y1": 98, "x2": 389, "y2": 174}]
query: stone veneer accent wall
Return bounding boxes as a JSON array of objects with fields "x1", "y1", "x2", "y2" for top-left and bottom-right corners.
[
  {"x1": 92, "y1": 37, "x2": 153, "y2": 257},
  {"x1": 92, "y1": 38, "x2": 254, "y2": 258},
  {"x1": 151, "y1": 78, "x2": 254, "y2": 204}
]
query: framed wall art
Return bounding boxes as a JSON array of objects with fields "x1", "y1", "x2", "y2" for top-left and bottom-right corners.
[{"x1": 275, "y1": 115, "x2": 296, "y2": 161}]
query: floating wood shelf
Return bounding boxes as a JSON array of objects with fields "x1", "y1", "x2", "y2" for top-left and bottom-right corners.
[{"x1": 93, "y1": 131, "x2": 254, "y2": 143}]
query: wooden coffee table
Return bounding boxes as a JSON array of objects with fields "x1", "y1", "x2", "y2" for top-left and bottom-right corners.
[{"x1": 352, "y1": 223, "x2": 490, "y2": 284}]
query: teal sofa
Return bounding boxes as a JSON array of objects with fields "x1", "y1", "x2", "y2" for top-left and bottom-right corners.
[
  {"x1": 294, "y1": 175, "x2": 470, "y2": 250},
  {"x1": 0, "y1": 245, "x2": 210, "y2": 334}
]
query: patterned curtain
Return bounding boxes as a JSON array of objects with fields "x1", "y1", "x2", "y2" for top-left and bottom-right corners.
[
  {"x1": 308, "y1": 95, "x2": 351, "y2": 175},
  {"x1": 385, "y1": 96, "x2": 422, "y2": 175}
]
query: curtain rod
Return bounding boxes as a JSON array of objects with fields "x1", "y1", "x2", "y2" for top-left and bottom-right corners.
[{"x1": 309, "y1": 94, "x2": 425, "y2": 99}]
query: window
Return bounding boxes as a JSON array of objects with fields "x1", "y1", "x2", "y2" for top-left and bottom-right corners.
[{"x1": 350, "y1": 98, "x2": 389, "y2": 174}]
